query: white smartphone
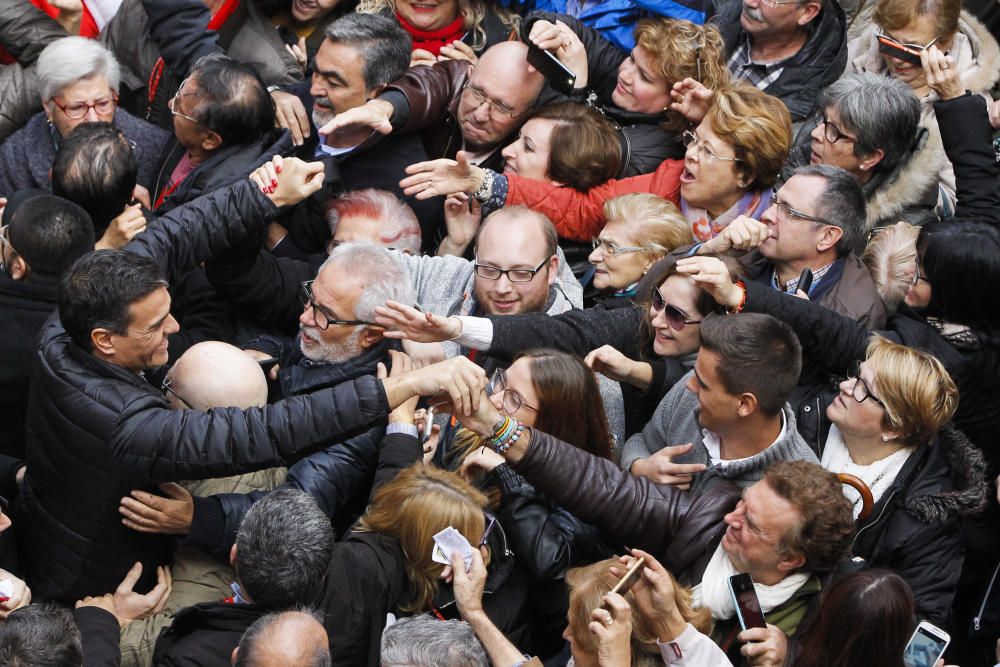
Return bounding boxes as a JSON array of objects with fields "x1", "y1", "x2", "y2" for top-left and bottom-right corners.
[{"x1": 903, "y1": 621, "x2": 950, "y2": 667}]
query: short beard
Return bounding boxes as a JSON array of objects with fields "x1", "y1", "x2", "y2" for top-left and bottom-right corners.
[
  {"x1": 312, "y1": 106, "x2": 336, "y2": 131},
  {"x1": 300, "y1": 327, "x2": 364, "y2": 364}
]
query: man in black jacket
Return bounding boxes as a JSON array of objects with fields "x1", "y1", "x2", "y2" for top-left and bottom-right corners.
[
  {"x1": 18, "y1": 165, "x2": 489, "y2": 604},
  {"x1": 712, "y1": 0, "x2": 846, "y2": 123}
]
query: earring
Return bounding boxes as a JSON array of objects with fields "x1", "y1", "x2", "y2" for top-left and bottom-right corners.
[{"x1": 881, "y1": 435, "x2": 889, "y2": 442}]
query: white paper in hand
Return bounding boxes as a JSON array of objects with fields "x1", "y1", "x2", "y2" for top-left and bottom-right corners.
[{"x1": 431, "y1": 526, "x2": 474, "y2": 572}]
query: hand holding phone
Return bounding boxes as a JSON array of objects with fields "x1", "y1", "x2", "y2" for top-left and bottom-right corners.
[
  {"x1": 526, "y1": 43, "x2": 576, "y2": 95},
  {"x1": 728, "y1": 573, "x2": 766, "y2": 631},
  {"x1": 903, "y1": 621, "x2": 950, "y2": 667},
  {"x1": 605, "y1": 556, "x2": 646, "y2": 603},
  {"x1": 877, "y1": 35, "x2": 923, "y2": 66}
]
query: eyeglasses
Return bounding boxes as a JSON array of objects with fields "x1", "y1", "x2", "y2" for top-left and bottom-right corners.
[
  {"x1": 768, "y1": 194, "x2": 833, "y2": 226},
  {"x1": 479, "y1": 512, "x2": 497, "y2": 548},
  {"x1": 167, "y1": 92, "x2": 202, "y2": 126},
  {"x1": 911, "y1": 268, "x2": 929, "y2": 286},
  {"x1": 681, "y1": 131, "x2": 743, "y2": 164},
  {"x1": 462, "y1": 83, "x2": 528, "y2": 120},
  {"x1": 875, "y1": 29, "x2": 942, "y2": 52},
  {"x1": 651, "y1": 286, "x2": 702, "y2": 330},
  {"x1": 846, "y1": 360, "x2": 884, "y2": 407},
  {"x1": 591, "y1": 238, "x2": 647, "y2": 256},
  {"x1": 759, "y1": 0, "x2": 802, "y2": 7},
  {"x1": 51, "y1": 94, "x2": 118, "y2": 120},
  {"x1": 299, "y1": 280, "x2": 370, "y2": 330},
  {"x1": 161, "y1": 373, "x2": 194, "y2": 409},
  {"x1": 473, "y1": 258, "x2": 548, "y2": 283},
  {"x1": 820, "y1": 114, "x2": 857, "y2": 144},
  {"x1": 487, "y1": 368, "x2": 538, "y2": 414}
]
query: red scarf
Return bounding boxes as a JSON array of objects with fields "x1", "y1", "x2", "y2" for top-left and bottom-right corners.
[{"x1": 397, "y1": 13, "x2": 466, "y2": 56}]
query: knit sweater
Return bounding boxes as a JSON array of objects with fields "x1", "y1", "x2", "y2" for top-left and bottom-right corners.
[{"x1": 621, "y1": 371, "x2": 818, "y2": 492}]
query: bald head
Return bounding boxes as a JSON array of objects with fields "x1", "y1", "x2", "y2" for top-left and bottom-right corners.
[
  {"x1": 457, "y1": 42, "x2": 544, "y2": 150},
  {"x1": 234, "y1": 611, "x2": 330, "y2": 667},
  {"x1": 166, "y1": 341, "x2": 268, "y2": 410}
]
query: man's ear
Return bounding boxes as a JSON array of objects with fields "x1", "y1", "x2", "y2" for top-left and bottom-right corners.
[
  {"x1": 857, "y1": 148, "x2": 885, "y2": 172},
  {"x1": 201, "y1": 130, "x2": 223, "y2": 153},
  {"x1": 366, "y1": 83, "x2": 388, "y2": 101},
  {"x1": 776, "y1": 550, "x2": 807, "y2": 574},
  {"x1": 736, "y1": 392, "x2": 758, "y2": 418},
  {"x1": 816, "y1": 225, "x2": 843, "y2": 254},
  {"x1": 8, "y1": 256, "x2": 29, "y2": 281},
  {"x1": 90, "y1": 328, "x2": 116, "y2": 357},
  {"x1": 231, "y1": 647, "x2": 239, "y2": 666},
  {"x1": 796, "y1": 1, "x2": 821, "y2": 25},
  {"x1": 359, "y1": 325, "x2": 384, "y2": 350},
  {"x1": 229, "y1": 543, "x2": 238, "y2": 569},
  {"x1": 546, "y1": 254, "x2": 559, "y2": 287}
]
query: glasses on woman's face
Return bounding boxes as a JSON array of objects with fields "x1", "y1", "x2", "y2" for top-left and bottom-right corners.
[
  {"x1": 651, "y1": 286, "x2": 702, "y2": 331},
  {"x1": 820, "y1": 114, "x2": 858, "y2": 144},
  {"x1": 846, "y1": 360, "x2": 885, "y2": 407},
  {"x1": 681, "y1": 130, "x2": 743, "y2": 164},
  {"x1": 591, "y1": 237, "x2": 647, "y2": 256},
  {"x1": 51, "y1": 95, "x2": 118, "y2": 120},
  {"x1": 487, "y1": 368, "x2": 538, "y2": 414},
  {"x1": 910, "y1": 265, "x2": 929, "y2": 286}
]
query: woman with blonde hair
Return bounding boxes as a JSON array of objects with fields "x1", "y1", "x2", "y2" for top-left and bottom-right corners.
[
  {"x1": 403, "y1": 81, "x2": 792, "y2": 244},
  {"x1": 862, "y1": 221, "x2": 920, "y2": 314},
  {"x1": 323, "y1": 461, "x2": 526, "y2": 666}
]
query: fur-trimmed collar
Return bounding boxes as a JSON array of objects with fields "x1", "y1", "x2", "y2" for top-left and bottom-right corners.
[
  {"x1": 863, "y1": 123, "x2": 944, "y2": 227},
  {"x1": 903, "y1": 425, "x2": 990, "y2": 523}
]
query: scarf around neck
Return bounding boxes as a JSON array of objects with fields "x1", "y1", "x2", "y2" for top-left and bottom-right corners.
[
  {"x1": 397, "y1": 13, "x2": 466, "y2": 55},
  {"x1": 682, "y1": 190, "x2": 768, "y2": 243},
  {"x1": 691, "y1": 543, "x2": 810, "y2": 621}
]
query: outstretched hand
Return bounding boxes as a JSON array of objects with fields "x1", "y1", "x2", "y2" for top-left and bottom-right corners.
[
  {"x1": 250, "y1": 155, "x2": 325, "y2": 208},
  {"x1": 401, "y1": 151, "x2": 486, "y2": 200},
  {"x1": 374, "y1": 300, "x2": 463, "y2": 343},
  {"x1": 318, "y1": 99, "x2": 394, "y2": 148}
]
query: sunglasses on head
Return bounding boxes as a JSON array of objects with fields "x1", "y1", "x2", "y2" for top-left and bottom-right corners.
[{"x1": 651, "y1": 286, "x2": 703, "y2": 331}]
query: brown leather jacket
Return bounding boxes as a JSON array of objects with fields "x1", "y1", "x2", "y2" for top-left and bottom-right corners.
[
  {"x1": 384, "y1": 59, "x2": 507, "y2": 172},
  {"x1": 511, "y1": 430, "x2": 741, "y2": 586}
]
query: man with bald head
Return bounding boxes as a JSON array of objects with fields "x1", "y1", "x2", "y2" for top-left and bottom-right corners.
[
  {"x1": 234, "y1": 610, "x2": 330, "y2": 667},
  {"x1": 163, "y1": 341, "x2": 269, "y2": 412},
  {"x1": 322, "y1": 41, "x2": 546, "y2": 173}
]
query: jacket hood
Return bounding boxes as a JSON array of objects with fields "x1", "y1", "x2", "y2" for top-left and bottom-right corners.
[{"x1": 903, "y1": 425, "x2": 990, "y2": 523}]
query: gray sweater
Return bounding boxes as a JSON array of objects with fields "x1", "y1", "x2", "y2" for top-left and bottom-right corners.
[{"x1": 621, "y1": 371, "x2": 818, "y2": 492}]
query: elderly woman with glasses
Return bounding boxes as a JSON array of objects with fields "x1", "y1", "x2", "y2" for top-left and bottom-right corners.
[
  {"x1": 403, "y1": 81, "x2": 792, "y2": 245},
  {"x1": 0, "y1": 37, "x2": 169, "y2": 200},
  {"x1": 845, "y1": 0, "x2": 1000, "y2": 216}
]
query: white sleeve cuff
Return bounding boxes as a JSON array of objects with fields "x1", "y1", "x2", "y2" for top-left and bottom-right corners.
[
  {"x1": 385, "y1": 423, "x2": 419, "y2": 437},
  {"x1": 452, "y1": 316, "x2": 493, "y2": 351}
]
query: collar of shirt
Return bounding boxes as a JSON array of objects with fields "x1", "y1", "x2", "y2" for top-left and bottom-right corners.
[{"x1": 702, "y1": 410, "x2": 786, "y2": 467}]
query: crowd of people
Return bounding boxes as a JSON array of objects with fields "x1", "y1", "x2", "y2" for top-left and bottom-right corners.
[{"x1": 0, "y1": 0, "x2": 998, "y2": 665}]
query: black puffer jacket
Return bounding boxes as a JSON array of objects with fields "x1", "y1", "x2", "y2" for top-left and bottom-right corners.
[
  {"x1": 18, "y1": 182, "x2": 392, "y2": 603},
  {"x1": 838, "y1": 426, "x2": 988, "y2": 624},
  {"x1": 712, "y1": 0, "x2": 847, "y2": 122},
  {"x1": 521, "y1": 11, "x2": 684, "y2": 176}
]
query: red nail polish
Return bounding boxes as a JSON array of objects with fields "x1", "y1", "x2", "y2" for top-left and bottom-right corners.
[
  {"x1": 276, "y1": 165, "x2": 282, "y2": 174},
  {"x1": 271, "y1": 179, "x2": 277, "y2": 187}
]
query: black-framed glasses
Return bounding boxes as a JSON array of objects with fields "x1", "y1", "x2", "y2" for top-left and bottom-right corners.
[
  {"x1": 299, "y1": 280, "x2": 370, "y2": 330},
  {"x1": 681, "y1": 130, "x2": 743, "y2": 164},
  {"x1": 768, "y1": 194, "x2": 833, "y2": 226},
  {"x1": 846, "y1": 360, "x2": 884, "y2": 407},
  {"x1": 161, "y1": 373, "x2": 194, "y2": 409},
  {"x1": 820, "y1": 114, "x2": 857, "y2": 144},
  {"x1": 487, "y1": 368, "x2": 538, "y2": 414},
  {"x1": 651, "y1": 286, "x2": 702, "y2": 331},
  {"x1": 462, "y1": 83, "x2": 528, "y2": 120},
  {"x1": 591, "y1": 237, "x2": 647, "y2": 256},
  {"x1": 479, "y1": 512, "x2": 497, "y2": 548},
  {"x1": 473, "y1": 258, "x2": 548, "y2": 283},
  {"x1": 51, "y1": 94, "x2": 118, "y2": 120}
]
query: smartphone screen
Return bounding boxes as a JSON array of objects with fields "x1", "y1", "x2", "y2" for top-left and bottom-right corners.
[
  {"x1": 729, "y1": 574, "x2": 766, "y2": 631},
  {"x1": 903, "y1": 624, "x2": 950, "y2": 667},
  {"x1": 877, "y1": 36, "x2": 923, "y2": 66}
]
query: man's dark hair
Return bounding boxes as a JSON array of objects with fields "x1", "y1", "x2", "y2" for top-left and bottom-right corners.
[
  {"x1": 323, "y1": 13, "x2": 411, "y2": 91},
  {"x1": 58, "y1": 250, "x2": 167, "y2": 352},
  {"x1": 235, "y1": 609, "x2": 331, "y2": 667},
  {"x1": 698, "y1": 313, "x2": 802, "y2": 415},
  {"x1": 234, "y1": 489, "x2": 334, "y2": 610},
  {"x1": 792, "y1": 164, "x2": 868, "y2": 256},
  {"x1": 0, "y1": 602, "x2": 83, "y2": 666},
  {"x1": 189, "y1": 56, "x2": 276, "y2": 146},
  {"x1": 8, "y1": 195, "x2": 94, "y2": 279},
  {"x1": 51, "y1": 122, "x2": 137, "y2": 237}
]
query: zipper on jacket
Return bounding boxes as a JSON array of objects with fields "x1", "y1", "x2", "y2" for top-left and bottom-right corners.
[
  {"x1": 851, "y1": 489, "x2": 896, "y2": 550},
  {"x1": 973, "y1": 560, "x2": 1000, "y2": 631},
  {"x1": 617, "y1": 129, "x2": 632, "y2": 179}
]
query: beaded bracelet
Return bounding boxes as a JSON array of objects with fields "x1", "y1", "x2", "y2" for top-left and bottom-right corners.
[{"x1": 488, "y1": 416, "x2": 524, "y2": 453}]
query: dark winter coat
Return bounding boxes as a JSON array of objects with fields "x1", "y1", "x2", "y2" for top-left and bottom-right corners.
[{"x1": 152, "y1": 601, "x2": 267, "y2": 667}]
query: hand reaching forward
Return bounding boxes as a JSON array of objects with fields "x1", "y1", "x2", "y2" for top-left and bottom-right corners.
[
  {"x1": 401, "y1": 151, "x2": 486, "y2": 200},
  {"x1": 629, "y1": 443, "x2": 707, "y2": 489},
  {"x1": 75, "y1": 562, "x2": 172, "y2": 627},
  {"x1": 249, "y1": 155, "x2": 325, "y2": 208},
  {"x1": 374, "y1": 300, "x2": 464, "y2": 343},
  {"x1": 120, "y1": 482, "x2": 194, "y2": 535},
  {"x1": 318, "y1": 99, "x2": 394, "y2": 148}
]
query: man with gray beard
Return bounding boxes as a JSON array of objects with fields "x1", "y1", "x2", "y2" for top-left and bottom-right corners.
[{"x1": 711, "y1": 0, "x2": 847, "y2": 124}]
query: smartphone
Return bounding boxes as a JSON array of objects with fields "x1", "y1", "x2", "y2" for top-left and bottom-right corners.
[
  {"x1": 420, "y1": 406, "x2": 435, "y2": 446},
  {"x1": 275, "y1": 25, "x2": 299, "y2": 48},
  {"x1": 728, "y1": 574, "x2": 766, "y2": 631},
  {"x1": 257, "y1": 357, "x2": 280, "y2": 374},
  {"x1": 608, "y1": 556, "x2": 646, "y2": 598},
  {"x1": 526, "y1": 43, "x2": 576, "y2": 95},
  {"x1": 903, "y1": 621, "x2": 950, "y2": 667},
  {"x1": 877, "y1": 35, "x2": 923, "y2": 66},
  {"x1": 797, "y1": 268, "x2": 814, "y2": 294}
]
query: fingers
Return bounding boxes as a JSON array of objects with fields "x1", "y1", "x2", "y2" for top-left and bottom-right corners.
[
  {"x1": 158, "y1": 482, "x2": 190, "y2": 501},
  {"x1": 148, "y1": 565, "x2": 172, "y2": 613},
  {"x1": 376, "y1": 362, "x2": 387, "y2": 380},
  {"x1": 658, "y1": 442, "x2": 694, "y2": 457},
  {"x1": 117, "y1": 562, "x2": 142, "y2": 594}
]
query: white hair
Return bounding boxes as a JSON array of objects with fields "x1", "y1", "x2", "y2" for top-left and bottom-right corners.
[
  {"x1": 321, "y1": 242, "x2": 415, "y2": 320},
  {"x1": 37, "y1": 37, "x2": 121, "y2": 102}
]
